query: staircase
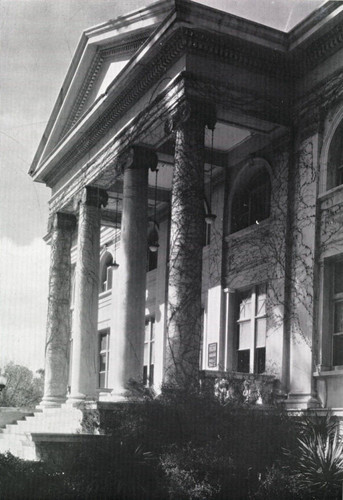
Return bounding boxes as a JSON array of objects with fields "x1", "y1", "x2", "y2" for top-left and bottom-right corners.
[{"x1": 0, "y1": 405, "x2": 83, "y2": 461}]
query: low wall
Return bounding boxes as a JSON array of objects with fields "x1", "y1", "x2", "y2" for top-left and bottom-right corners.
[{"x1": 32, "y1": 434, "x2": 108, "y2": 467}]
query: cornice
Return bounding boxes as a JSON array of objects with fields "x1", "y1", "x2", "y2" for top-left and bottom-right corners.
[
  {"x1": 39, "y1": 26, "x2": 293, "y2": 184},
  {"x1": 292, "y1": 21, "x2": 343, "y2": 76},
  {"x1": 184, "y1": 28, "x2": 290, "y2": 79},
  {"x1": 34, "y1": 6, "x2": 343, "y2": 184}
]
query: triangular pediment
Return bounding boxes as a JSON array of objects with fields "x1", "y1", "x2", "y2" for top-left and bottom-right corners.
[
  {"x1": 30, "y1": 0, "x2": 174, "y2": 176},
  {"x1": 58, "y1": 34, "x2": 149, "y2": 142}
]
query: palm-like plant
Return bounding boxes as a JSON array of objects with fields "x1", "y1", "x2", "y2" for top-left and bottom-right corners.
[{"x1": 286, "y1": 413, "x2": 343, "y2": 499}]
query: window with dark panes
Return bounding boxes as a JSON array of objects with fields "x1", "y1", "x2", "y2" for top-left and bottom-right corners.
[
  {"x1": 237, "y1": 285, "x2": 267, "y2": 373},
  {"x1": 143, "y1": 317, "x2": 155, "y2": 386},
  {"x1": 231, "y1": 169, "x2": 271, "y2": 233},
  {"x1": 98, "y1": 329, "x2": 110, "y2": 388},
  {"x1": 333, "y1": 261, "x2": 343, "y2": 366}
]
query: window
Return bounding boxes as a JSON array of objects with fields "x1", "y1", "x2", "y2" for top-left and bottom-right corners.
[
  {"x1": 143, "y1": 317, "x2": 155, "y2": 386},
  {"x1": 327, "y1": 120, "x2": 343, "y2": 189},
  {"x1": 100, "y1": 253, "x2": 113, "y2": 292},
  {"x1": 236, "y1": 285, "x2": 267, "y2": 373},
  {"x1": 231, "y1": 168, "x2": 271, "y2": 233},
  {"x1": 332, "y1": 261, "x2": 343, "y2": 366},
  {"x1": 99, "y1": 329, "x2": 110, "y2": 388}
]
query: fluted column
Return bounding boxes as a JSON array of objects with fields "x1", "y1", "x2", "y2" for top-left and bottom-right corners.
[
  {"x1": 109, "y1": 146, "x2": 157, "y2": 399},
  {"x1": 68, "y1": 186, "x2": 108, "y2": 404},
  {"x1": 41, "y1": 212, "x2": 76, "y2": 408},
  {"x1": 165, "y1": 100, "x2": 216, "y2": 389}
]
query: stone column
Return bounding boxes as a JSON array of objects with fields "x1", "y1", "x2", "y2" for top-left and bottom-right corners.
[
  {"x1": 165, "y1": 100, "x2": 216, "y2": 389},
  {"x1": 68, "y1": 186, "x2": 108, "y2": 404},
  {"x1": 109, "y1": 146, "x2": 158, "y2": 399},
  {"x1": 41, "y1": 212, "x2": 76, "y2": 408}
]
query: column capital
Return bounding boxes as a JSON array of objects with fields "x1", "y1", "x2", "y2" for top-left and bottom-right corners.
[
  {"x1": 119, "y1": 145, "x2": 158, "y2": 172},
  {"x1": 48, "y1": 212, "x2": 76, "y2": 236},
  {"x1": 165, "y1": 99, "x2": 216, "y2": 135},
  {"x1": 80, "y1": 186, "x2": 108, "y2": 208}
]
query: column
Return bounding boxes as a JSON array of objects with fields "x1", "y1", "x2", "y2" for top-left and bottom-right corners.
[
  {"x1": 165, "y1": 100, "x2": 216, "y2": 389},
  {"x1": 68, "y1": 186, "x2": 108, "y2": 404},
  {"x1": 286, "y1": 128, "x2": 320, "y2": 409},
  {"x1": 109, "y1": 146, "x2": 158, "y2": 399},
  {"x1": 41, "y1": 212, "x2": 76, "y2": 408}
]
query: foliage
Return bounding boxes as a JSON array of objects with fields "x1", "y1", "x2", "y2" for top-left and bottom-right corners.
[
  {"x1": 161, "y1": 444, "x2": 221, "y2": 499},
  {"x1": 254, "y1": 464, "x2": 310, "y2": 500},
  {"x1": 2, "y1": 391, "x2": 343, "y2": 500},
  {"x1": 81, "y1": 387, "x2": 299, "y2": 499},
  {"x1": 256, "y1": 413, "x2": 343, "y2": 500},
  {"x1": 61, "y1": 440, "x2": 161, "y2": 499},
  {"x1": 0, "y1": 363, "x2": 44, "y2": 408},
  {"x1": 0, "y1": 452, "x2": 71, "y2": 500},
  {"x1": 285, "y1": 413, "x2": 343, "y2": 499}
]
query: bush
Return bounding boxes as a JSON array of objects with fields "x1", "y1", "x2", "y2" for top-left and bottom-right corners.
[
  {"x1": 3, "y1": 390, "x2": 342, "y2": 500},
  {"x1": 0, "y1": 452, "x2": 71, "y2": 500},
  {"x1": 254, "y1": 464, "x2": 310, "y2": 500},
  {"x1": 285, "y1": 413, "x2": 343, "y2": 500}
]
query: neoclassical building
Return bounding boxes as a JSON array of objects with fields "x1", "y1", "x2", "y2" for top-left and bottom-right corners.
[{"x1": 2, "y1": 0, "x2": 343, "y2": 459}]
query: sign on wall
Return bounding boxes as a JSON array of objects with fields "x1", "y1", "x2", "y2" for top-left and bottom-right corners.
[{"x1": 208, "y1": 342, "x2": 218, "y2": 368}]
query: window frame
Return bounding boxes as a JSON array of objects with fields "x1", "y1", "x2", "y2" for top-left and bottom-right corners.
[
  {"x1": 332, "y1": 260, "x2": 343, "y2": 367},
  {"x1": 98, "y1": 329, "x2": 110, "y2": 389},
  {"x1": 143, "y1": 317, "x2": 155, "y2": 387},
  {"x1": 230, "y1": 160, "x2": 272, "y2": 235},
  {"x1": 100, "y1": 253, "x2": 114, "y2": 293},
  {"x1": 236, "y1": 284, "x2": 267, "y2": 374}
]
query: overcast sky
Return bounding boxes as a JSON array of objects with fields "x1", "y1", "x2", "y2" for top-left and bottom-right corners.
[{"x1": 0, "y1": 0, "x2": 324, "y2": 372}]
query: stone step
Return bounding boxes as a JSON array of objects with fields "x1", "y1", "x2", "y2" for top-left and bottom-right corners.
[{"x1": 0, "y1": 406, "x2": 85, "y2": 460}]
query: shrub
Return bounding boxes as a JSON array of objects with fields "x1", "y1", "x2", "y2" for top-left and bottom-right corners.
[
  {"x1": 0, "y1": 452, "x2": 71, "y2": 500},
  {"x1": 254, "y1": 464, "x2": 310, "y2": 500},
  {"x1": 284, "y1": 413, "x2": 343, "y2": 500}
]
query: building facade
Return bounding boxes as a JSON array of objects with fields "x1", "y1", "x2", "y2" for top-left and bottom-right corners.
[{"x1": 29, "y1": 0, "x2": 343, "y2": 412}]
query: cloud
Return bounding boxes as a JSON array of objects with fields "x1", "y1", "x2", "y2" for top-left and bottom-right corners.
[{"x1": 0, "y1": 237, "x2": 50, "y2": 371}]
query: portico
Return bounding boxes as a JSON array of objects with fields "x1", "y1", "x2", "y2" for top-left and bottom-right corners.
[{"x1": 28, "y1": 0, "x2": 343, "y2": 413}]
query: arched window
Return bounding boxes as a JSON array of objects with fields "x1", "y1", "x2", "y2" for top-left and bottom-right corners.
[
  {"x1": 231, "y1": 164, "x2": 271, "y2": 233},
  {"x1": 327, "y1": 120, "x2": 343, "y2": 190},
  {"x1": 100, "y1": 252, "x2": 114, "y2": 292}
]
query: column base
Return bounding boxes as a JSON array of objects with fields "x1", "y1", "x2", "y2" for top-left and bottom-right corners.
[
  {"x1": 283, "y1": 392, "x2": 322, "y2": 411},
  {"x1": 38, "y1": 396, "x2": 66, "y2": 409},
  {"x1": 66, "y1": 392, "x2": 97, "y2": 407}
]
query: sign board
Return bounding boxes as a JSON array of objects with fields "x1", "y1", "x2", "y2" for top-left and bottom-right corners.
[{"x1": 208, "y1": 342, "x2": 217, "y2": 368}]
